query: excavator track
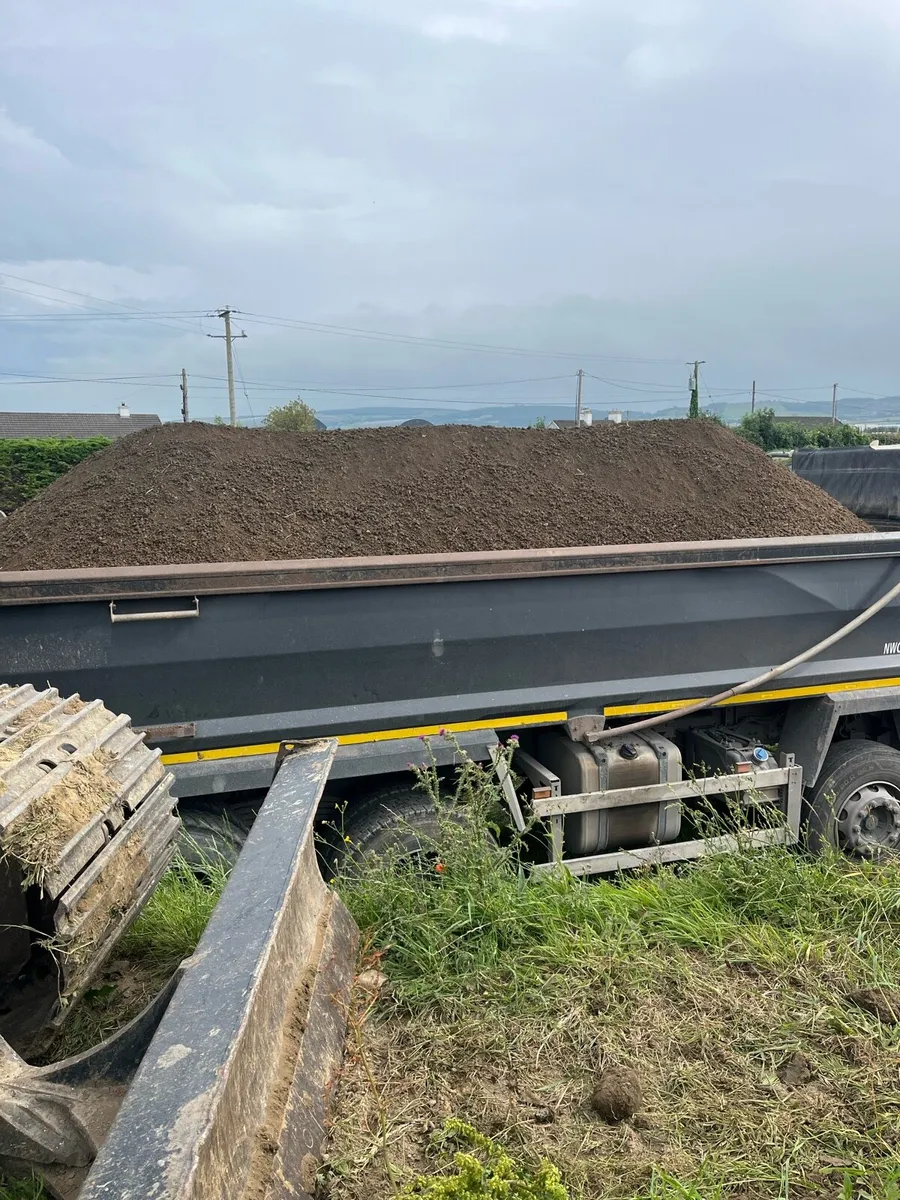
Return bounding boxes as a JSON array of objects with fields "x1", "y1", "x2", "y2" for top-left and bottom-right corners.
[{"x1": 0, "y1": 683, "x2": 179, "y2": 1053}]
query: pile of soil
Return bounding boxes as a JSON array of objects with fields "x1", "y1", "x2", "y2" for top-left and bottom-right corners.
[{"x1": 0, "y1": 421, "x2": 869, "y2": 570}]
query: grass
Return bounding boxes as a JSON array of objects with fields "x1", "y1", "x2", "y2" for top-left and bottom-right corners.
[
  {"x1": 0, "y1": 1178, "x2": 46, "y2": 1200},
  {"x1": 324, "y1": 750, "x2": 900, "y2": 1200}
]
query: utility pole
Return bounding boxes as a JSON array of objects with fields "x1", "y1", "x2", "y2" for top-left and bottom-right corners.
[
  {"x1": 832, "y1": 382, "x2": 839, "y2": 426},
  {"x1": 575, "y1": 369, "x2": 584, "y2": 426},
  {"x1": 208, "y1": 308, "x2": 247, "y2": 426},
  {"x1": 751, "y1": 380, "x2": 756, "y2": 413},
  {"x1": 688, "y1": 360, "x2": 705, "y2": 418},
  {"x1": 180, "y1": 369, "x2": 189, "y2": 424}
]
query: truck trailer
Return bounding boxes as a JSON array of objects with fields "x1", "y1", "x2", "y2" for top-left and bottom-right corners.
[
  {"x1": 3, "y1": 530, "x2": 900, "y2": 1196},
  {"x1": 4, "y1": 532, "x2": 900, "y2": 873}
]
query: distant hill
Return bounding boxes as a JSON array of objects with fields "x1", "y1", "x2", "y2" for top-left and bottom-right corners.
[
  {"x1": 310, "y1": 395, "x2": 900, "y2": 429},
  {"x1": 316, "y1": 404, "x2": 575, "y2": 428}
]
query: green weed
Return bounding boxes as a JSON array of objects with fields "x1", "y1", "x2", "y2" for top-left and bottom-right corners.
[
  {"x1": 0, "y1": 1176, "x2": 47, "y2": 1200},
  {"x1": 400, "y1": 1121, "x2": 568, "y2": 1199}
]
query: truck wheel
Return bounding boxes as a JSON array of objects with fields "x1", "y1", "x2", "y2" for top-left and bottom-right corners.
[
  {"x1": 805, "y1": 741, "x2": 900, "y2": 858},
  {"x1": 336, "y1": 784, "x2": 480, "y2": 872},
  {"x1": 178, "y1": 797, "x2": 259, "y2": 873}
]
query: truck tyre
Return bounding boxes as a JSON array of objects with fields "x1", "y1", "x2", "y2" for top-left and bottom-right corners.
[
  {"x1": 805, "y1": 741, "x2": 900, "y2": 858},
  {"x1": 335, "y1": 783, "x2": 483, "y2": 872},
  {"x1": 177, "y1": 797, "x2": 260, "y2": 873}
]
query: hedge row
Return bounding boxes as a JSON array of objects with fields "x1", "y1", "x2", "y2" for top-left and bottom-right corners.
[{"x1": 0, "y1": 438, "x2": 111, "y2": 513}]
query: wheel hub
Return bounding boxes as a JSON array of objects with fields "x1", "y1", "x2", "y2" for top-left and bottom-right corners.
[{"x1": 837, "y1": 782, "x2": 900, "y2": 856}]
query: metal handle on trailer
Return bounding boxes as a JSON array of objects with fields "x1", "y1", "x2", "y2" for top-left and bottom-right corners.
[{"x1": 109, "y1": 597, "x2": 200, "y2": 623}]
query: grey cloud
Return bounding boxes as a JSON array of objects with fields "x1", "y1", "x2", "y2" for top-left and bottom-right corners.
[{"x1": 1, "y1": 0, "x2": 900, "y2": 423}]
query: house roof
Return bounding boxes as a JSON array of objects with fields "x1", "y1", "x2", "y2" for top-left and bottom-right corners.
[
  {"x1": 0, "y1": 411, "x2": 162, "y2": 440},
  {"x1": 549, "y1": 419, "x2": 580, "y2": 429}
]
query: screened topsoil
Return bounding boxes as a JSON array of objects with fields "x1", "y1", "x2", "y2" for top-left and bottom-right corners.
[{"x1": 0, "y1": 420, "x2": 869, "y2": 570}]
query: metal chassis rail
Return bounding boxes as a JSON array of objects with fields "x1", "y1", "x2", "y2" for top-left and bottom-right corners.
[{"x1": 527, "y1": 759, "x2": 804, "y2": 878}]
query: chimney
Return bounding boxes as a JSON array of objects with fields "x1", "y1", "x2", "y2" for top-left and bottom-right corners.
[
  {"x1": 581, "y1": 409, "x2": 593, "y2": 427},
  {"x1": 119, "y1": 403, "x2": 130, "y2": 419}
]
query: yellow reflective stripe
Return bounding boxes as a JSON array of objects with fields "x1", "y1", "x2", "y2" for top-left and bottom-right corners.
[
  {"x1": 603, "y1": 676, "x2": 900, "y2": 718},
  {"x1": 160, "y1": 710, "x2": 568, "y2": 767},
  {"x1": 159, "y1": 679, "x2": 900, "y2": 765}
]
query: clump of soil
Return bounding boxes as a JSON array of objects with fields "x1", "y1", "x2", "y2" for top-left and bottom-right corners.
[
  {"x1": 777, "y1": 1051, "x2": 815, "y2": 1088},
  {"x1": 847, "y1": 987, "x2": 900, "y2": 1025},
  {"x1": 590, "y1": 1065, "x2": 643, "y2": 1123},
  {"x1": 0, "y1": 421, "x2": 869, "y2": 571}
]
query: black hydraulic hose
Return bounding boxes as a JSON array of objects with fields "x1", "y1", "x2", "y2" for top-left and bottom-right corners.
[{"x1": 594, "y1": 573, "x2": 900, "y2": 742}]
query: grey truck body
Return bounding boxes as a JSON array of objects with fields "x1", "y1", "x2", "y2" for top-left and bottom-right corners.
[{"x1": 2, "y1": 535, "x2": 900, "y2": 774}]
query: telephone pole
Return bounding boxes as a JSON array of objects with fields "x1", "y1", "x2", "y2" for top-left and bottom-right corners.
[
  {"x1": 832, "y1": 382, "x2": 839, "y2": 426},
  {"x1": 207, "y1": 308, "x2": 247, "y2": 426},
  {"x1": 180, "y1": 369, "x2": 189, "y2": 424},
  {"x1": 688, "y1": 360, "x2": 705, "y2": 418},
  {"x1": 751, "y1": 380, "x2": 756, "y2": 413},
  {"x1": 575, "y1": 368, "x2": 584, "y2": 425}
]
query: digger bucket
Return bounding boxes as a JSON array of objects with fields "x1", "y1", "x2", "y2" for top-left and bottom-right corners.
[{"x1": 0, "y1": 736, "x2": 358, "y2": 1200}]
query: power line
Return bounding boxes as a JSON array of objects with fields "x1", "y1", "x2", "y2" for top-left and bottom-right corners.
[
  {"x1": 751, "y1": 384, "x2": 836, "y2": 394},
  {"x1": 0, "y1": 359, "x2": 883, "y2": 412},
  {"x1": 238, "y1": 312, "x2": 684, "y2": 366},
  {"x1": 840, "y1": 385, "x2": 889, "y2": 398},
  {"x1": 301, "y1": 373, "x2": 577, "y2": 391},
  {"x1": 582, "y1": 371, "x2": 685, "y2": 394},
  {"x1": 0, "y1": 371, "x2": 180, "y2": 386},
  {"x1": 0, "y1": 271, "x2": 208, "y2": 336},
  {"x1": 231, "y1": 342, "x2": 255, "y2": 423},
  {"x1": 0, "y1": 310, "x2": 205, "y2": 321},
  {"x1": 186, "y1": 371, "x2": 579, "y2": 394}
]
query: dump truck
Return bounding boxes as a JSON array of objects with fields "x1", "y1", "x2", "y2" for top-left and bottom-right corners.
[{"x1": 3, "y1": 530, "x2": 900, "y2": 1196}]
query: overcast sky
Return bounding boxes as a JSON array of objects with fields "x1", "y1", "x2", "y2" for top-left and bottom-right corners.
[{"x1": 2, "y1": 0, "x2": 899, "y2": 422}]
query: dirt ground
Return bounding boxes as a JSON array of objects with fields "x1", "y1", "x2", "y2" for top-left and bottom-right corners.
[
  {"x1": 0, "y1": 420, "x2": 868, "y2": 570},
  {"x1": 324, "y1": 946, "x2": 900, "y2": 1200}
]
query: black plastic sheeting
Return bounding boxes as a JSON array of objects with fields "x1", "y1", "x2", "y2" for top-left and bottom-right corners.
[{"x1": 793, "y1": 447, "x2": 900, "y2": 529}]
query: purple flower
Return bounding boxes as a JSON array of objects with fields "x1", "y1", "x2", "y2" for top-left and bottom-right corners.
[{"x1": 508, "y1": 734, "x2": 520, "y2": 745}]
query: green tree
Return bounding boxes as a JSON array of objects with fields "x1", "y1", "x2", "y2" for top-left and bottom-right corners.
[
  {"x1": 738, "y1": 408, "x2": 867, "y2": 451},
  {"x1": 812, "y1": 422, "x2": 867, "y2": 448},
  {"x1": 264, "y1": 397, "x2": 318, "y2": 433},
  {"x1": 738, "y1": 408, "x2": 783, "y2": 450}
]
